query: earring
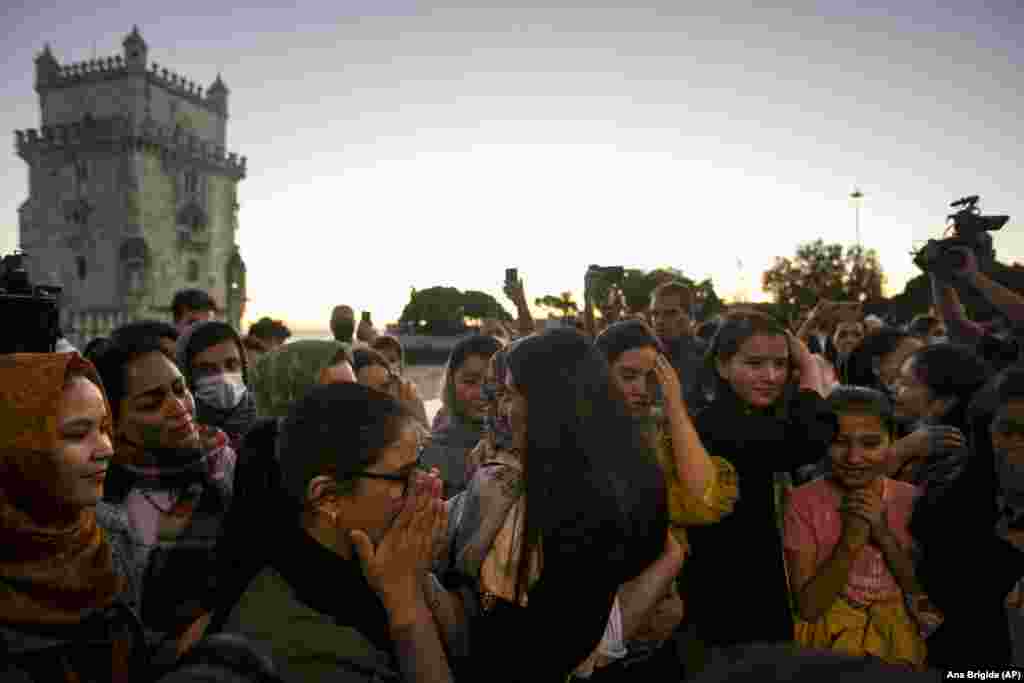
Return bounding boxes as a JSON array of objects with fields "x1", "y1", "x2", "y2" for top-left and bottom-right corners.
[{"x1": 317, "y1": 504, "x2": 339, "y2": 524}]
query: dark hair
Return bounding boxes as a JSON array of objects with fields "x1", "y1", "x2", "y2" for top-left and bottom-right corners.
[
  {"x1": 447, "y1": 335, "x2": 504, "y2": 375},
  {"x1": 278, "y1": 383, "x2": 415, "y2": 503},
  {"x1": 171, "y1": 288, "x2": 217, "y2": 322},
  {"x1": 593, "y1": 319, "x2": 664, "y2": 366},
  {"x1": 650, "y1": 281, "x2": 694, "y2": 310},
  {"x1": 695, "y1": 318, "x2": 720, "y2": 343},
  {"x1": 506, "y1": 329, "x2": 668, "y2": 603},
  {"x1": 826, "y1": 385, "x2": 896, "y2": 438},
  {"x1": 907, "y1": 314, "x2": 939, "y2": 338},
  {"x1": 970, "y1": 364, "x2": 1024, "y2": 424},
  {"x1": 92, "y1": 336, "x2": 170, "y2": 422},
  {"x1": 995, "y1": 365, "x2": 1024, "y2": 404},
  {"x1": 907, "y1": 343, "x2": 992, "y2": 431},
  {"x1": 705, "y1": 310, "x2": 795, "y2": 405},
  {"x1": 352, "y1": 347, "x2": 391, "y2": 377},
  {"x1": 112, "y1": 320, "x2": 180, "y2": 346},
  {"x1": 178, "y1": 321, "x2": 248, "y2": 386},
  {"x1": 844, "y1": 327, "x2": 918, "y2": 390},
  {"x1": 83, "y1": 336, "x2": 114, "y2": 363}
]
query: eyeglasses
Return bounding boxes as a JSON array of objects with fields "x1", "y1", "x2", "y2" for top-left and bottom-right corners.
[{"x1": 345, "y1": 451, "x2": 428, "y2": 497}]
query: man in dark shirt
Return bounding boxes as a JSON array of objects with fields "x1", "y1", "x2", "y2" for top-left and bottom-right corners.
[{"x1": 649, "y1": 281, "x2": 709, "y2": 414}]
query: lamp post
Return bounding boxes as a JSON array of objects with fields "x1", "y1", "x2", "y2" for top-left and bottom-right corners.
[{"x1": 849, "y1": 188, "x2": 864, "y2": 249}]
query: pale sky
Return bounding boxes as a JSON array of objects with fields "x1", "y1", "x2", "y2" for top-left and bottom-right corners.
[{"x1": 4, "y1": 1, "x2": 1023, "y2": 331}]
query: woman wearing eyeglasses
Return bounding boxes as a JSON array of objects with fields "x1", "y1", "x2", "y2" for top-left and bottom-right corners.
[{"x1": 218, "y1": 383, "x2": 461, "y2": 683}]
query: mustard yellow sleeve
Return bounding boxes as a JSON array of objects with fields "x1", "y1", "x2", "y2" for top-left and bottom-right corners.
[{"x1": 657, "y1": 430, "x2": 739, "y2": 528}]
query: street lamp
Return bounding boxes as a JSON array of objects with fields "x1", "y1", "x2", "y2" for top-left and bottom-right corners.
[{"x1": 849, "y1": 188, "x2": 865, "y2": 249}]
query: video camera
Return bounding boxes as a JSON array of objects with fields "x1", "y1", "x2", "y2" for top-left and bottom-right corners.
[
  {"x1": 0, "y1": 252, "x2": 63, "y2": 354},
  {"x1": 912, "y1": 195, "x2": 1009, "y2": 278}
]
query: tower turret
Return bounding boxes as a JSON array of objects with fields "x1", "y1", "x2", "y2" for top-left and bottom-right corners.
[
  {"x1": 207, "y1": 73, "x2": 229, "y2": 117},
  {"x1": 122, "y1": 25, "x2": 148, "y2": 71},
  {"x1": 34, "y1": 43, "x2": 59, "y2": 91}
]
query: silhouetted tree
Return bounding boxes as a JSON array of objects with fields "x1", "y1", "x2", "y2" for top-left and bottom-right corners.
[
  {"x1": 399, "y1": 286, "x2": 466, "y2": 335},
  {"x1": 534, "y1": 292, "x2": 579, "y2": 319},
  {"x1": 462, "y1": 289, "x2": 514, "y2": 322},
  {"x1": 762, "y1": 240, "x2": 885, "y2": 322}
]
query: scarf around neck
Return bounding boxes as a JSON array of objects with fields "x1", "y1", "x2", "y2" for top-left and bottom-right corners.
[{"x1": 0, "y1": 353, "x2": 124, "y2": 625}]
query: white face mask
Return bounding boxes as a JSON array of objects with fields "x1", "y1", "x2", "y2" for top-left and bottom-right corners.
[{"x1": 194, "y1": 372, "x2": 247, "y2": 411}]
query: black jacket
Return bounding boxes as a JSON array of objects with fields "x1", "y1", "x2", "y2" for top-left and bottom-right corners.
[{"x1": 684, "y1": 386, "x2": 835, "y2": 648}]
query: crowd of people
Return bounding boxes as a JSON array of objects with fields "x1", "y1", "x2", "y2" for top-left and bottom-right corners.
[{"x1": 3, "y1": 244, "x2": 1024, "y2": 682}]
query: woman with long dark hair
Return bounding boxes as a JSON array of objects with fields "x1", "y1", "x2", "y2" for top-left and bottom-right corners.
[
  {"x1": 682, "y1": 310, "x2": 836, "y2": 658},
  {"x1": 445, "y1": 329, "x2": 670, "y2": 682},
  {"x1": 92, "y1": 335, "x2": 239, "y2": 655}
]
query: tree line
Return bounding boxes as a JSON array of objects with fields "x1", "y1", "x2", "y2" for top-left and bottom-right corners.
[{"x1": 398, "y1": 239, "x2": 1024, "y2": 333}]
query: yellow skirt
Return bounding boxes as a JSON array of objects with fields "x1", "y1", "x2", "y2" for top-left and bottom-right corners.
[{"x1": 794, "y1": 596, "x2": 927, "y2": 668}]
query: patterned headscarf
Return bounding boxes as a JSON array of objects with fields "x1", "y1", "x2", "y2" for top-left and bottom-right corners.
[
  {"x1": 249, "y1": 339, "x2": 352, "y2": 418},
  {"x1": 0, "y1": 353, "x2": 125, "y2": 625}
]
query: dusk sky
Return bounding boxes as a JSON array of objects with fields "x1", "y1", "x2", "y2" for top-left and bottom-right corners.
[{"x1": 4, "y1": 1, "x2": 1023, "y2": 331}]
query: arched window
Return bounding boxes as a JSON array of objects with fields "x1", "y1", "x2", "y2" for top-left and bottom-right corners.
[
  {"x1": 119, "y1": 237, "x2": 150, "y2": 295},
  {"x1": 75, "y1": 159, "x2": 88, "y2": 182},
  {"x1": 184, "y1": 170, "x2": 199, "y2": 195},
  {"x1": 76, "y1": 255, "x2": 87, "y2": 280},
  {"x1": 188, "y1": 260, "x2": 200, "y2": 282}
]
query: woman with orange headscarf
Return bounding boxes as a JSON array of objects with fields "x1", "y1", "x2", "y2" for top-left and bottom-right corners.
[{"x1": 0, "y1": 353, "x2": 148, "y2": 682}]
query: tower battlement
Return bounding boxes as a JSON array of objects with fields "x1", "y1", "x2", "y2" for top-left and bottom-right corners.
[
  {"x1": 15, "y1": 114, "x2": 247, "y2": 178},
  {"x1": 36, "y1": 28, "x2": 229, "y2": 117},
  {"x1": 16, "y1": 26, "x2": 248, "y2": 335}
]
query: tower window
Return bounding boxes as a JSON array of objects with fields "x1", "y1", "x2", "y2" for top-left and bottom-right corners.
[
  {"x1": 184, "y1": 170, "x2": 199, "y2": 195},
  {"x1": 75, "y1": 159, "x2": 88, "y2": 182},
  {"x1": 124, "y1": 260, "x2": 145, "y2": 293},
  {"x1": 188, "y1": 260, "x2": 200, "y2": 282},
  {"x1": 76, "y1": 256, "x2": 87, "y2": 280}
]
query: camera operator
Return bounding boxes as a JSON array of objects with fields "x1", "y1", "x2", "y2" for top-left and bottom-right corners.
[
  {"x1": 0, "y1": 251, "x2": 68, "y2": 355},
  {"x1": 929, "y1": 246, "x2": 1024, "y2": 369}
]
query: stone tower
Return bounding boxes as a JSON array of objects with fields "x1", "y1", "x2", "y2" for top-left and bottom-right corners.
[{"x1": 14, "y1": 27, "x2": 247, "y2": 345}]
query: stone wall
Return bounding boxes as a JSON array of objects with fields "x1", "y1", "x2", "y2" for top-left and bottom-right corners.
[
  {"x1": 41, "y1": 77, "x2": 144, "y2": 128},
  {"x1": 17, "y1": 30, "x2": 245, "y2": 331},
  {"x1": 60, "y1": 308, "x2": 139, "y2": 349}
]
